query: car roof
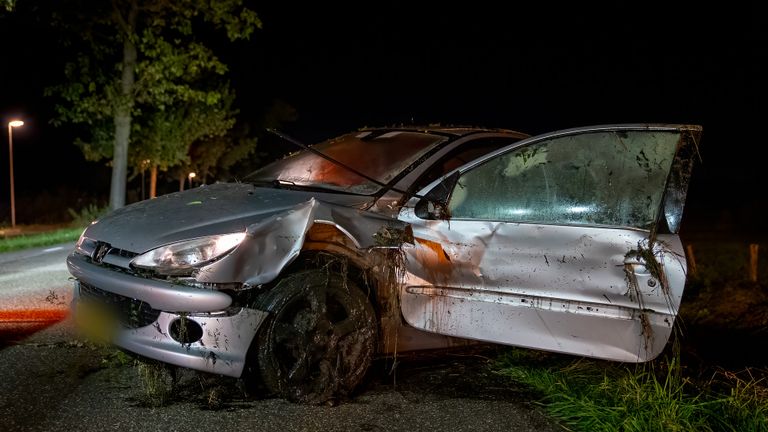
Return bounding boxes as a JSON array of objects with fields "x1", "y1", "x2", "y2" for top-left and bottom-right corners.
[{"x1": 359, "y1": 125, "x2": 530, "y2": 139}]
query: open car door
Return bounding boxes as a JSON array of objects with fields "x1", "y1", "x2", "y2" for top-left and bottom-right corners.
[{"x1": 398, "y1": 124, "x2": 701, "y2": 362}]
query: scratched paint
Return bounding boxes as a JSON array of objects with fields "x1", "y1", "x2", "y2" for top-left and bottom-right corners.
[
  {"x1": 399, "y1": 207, "x2": 687, "y2": 362},
  {"x1": 397, "y1": 125, "x2": 699, "y2": 362}
]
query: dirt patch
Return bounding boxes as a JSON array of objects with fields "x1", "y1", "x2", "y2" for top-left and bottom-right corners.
[
  {"x1": 364, "y1": 345, "x2": 536, "y2": 403},
  {"x1": 679, "y1": 279, "x2": 768, "y2": 369},
  {"x1": 116, "y1": 344, "x2": 534, "y2": 411},
  {"x1": 681, "y1": 280, "x2": 768, "y2": 331}
]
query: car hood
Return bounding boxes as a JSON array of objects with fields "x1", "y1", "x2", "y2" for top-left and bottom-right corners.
[{"x1": 83, "y1": 183, "x2": 374, "y2": 253}]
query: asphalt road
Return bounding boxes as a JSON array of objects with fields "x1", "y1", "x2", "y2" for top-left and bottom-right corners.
[
  {"x1": 0, "y1": 245, "x2": 559, "y2": 432},
  {"x1": 0, "y1": 243, "x2": 74, "y2": 347},
  {"x1": 0, "y1": 242, "x2": 74, "y2": 305}
]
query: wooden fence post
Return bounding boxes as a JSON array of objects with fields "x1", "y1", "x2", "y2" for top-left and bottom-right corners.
[
  {"x1": 749, "y1": 243, "x2": 759, "y2": 283},
  {"x1": 685, "y1": 244, "x2": 697, "y2": 276}
]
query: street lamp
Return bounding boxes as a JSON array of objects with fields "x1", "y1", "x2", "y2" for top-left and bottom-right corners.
[
  {"x1": 7, "y1": 120, "x2": 23, "y2": 228},
  {"x1": 188, "y1": 172, "x2": 196, "y2": 190}
]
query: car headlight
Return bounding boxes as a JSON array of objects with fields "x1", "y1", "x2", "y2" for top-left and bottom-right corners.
[
  {"x1": 74, "y1": 228, "x2": 97, "y2": 256},
  {"x1": 131, "y1": 232, "x2": 246, "y2": 275}
]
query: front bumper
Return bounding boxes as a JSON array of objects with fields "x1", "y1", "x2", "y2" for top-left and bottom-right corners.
[
  {"x1": 67, "y1": 252, "x2": 232, "y2": 312},
  {"x1": 67, "y1": 252, "x2": 268, "y2": 377}
]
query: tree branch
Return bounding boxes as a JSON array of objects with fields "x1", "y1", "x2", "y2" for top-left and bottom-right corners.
[
  {"x1": 111, "y1": 0, "x2": 139, "y2": 37},
  {"x1": 111, "y1": 0, "x2": 129, "y2": 34}
]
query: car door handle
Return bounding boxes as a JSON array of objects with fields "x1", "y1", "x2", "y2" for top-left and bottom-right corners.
[
  {"x1": 624, "y1": 259, "x2": 652, "y2": 275},
  {"x1": 623, "y1": 258, "x2": 659, "y2": 288},
  {"x1": 623, "y1": 256, "x2": 645, "y2": 265}
]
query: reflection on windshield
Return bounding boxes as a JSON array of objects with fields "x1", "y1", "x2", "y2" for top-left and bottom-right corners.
[{"x1": 250, "y1": 131, "x2": 445, "y2": 194}]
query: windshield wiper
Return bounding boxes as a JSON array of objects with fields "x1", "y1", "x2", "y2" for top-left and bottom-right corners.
[
  {"x1": 272, "y1": 179, "x2": 356, "y2": 194},
  {"x1": 266, "y1": 128, "x2": 429, "y2": 201}
]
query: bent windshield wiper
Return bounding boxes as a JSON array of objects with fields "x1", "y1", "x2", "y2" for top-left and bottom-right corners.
[
  {"x1": 267, "y1": 179, "x2": 356, "y2": 194},
  {"x1": 266, "y1": 128, "x2": 429, "y2": 201}
]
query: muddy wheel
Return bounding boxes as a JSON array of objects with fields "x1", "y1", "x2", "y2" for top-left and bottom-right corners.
[{"x1": 255, "y1": 269, "x2": 377, "y2": 404}]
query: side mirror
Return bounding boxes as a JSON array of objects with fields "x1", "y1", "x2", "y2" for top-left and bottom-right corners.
[
  {"x1": 415, "y1": 199, "x2": 450, "y2": 220},
  {"x1": 414, "y1": 171, "x2": 459, "y2": 220}
]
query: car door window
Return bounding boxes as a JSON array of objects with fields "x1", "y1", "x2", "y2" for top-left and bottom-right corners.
[
  {"x1": 409, "y1": 138, "x2": 520, "y2": 194},
  {"x1": 447, "y1": 131, "x2": 680, "y2": 229}
]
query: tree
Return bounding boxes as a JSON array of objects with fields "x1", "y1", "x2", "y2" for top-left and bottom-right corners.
[
  {"x1": 188, "y1": 124, "x2": 255, "y2": 185},
  {"x1": 128, "y1": 76, "x2": 237, "y2": 198},
  {"x1": 47, "y1": 0, "x2": 260, "y2": 210},
  {"x1": 188, "y1": 99, "x2": 298, "y2": 184}
]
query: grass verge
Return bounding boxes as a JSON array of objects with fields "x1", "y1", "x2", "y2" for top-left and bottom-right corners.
[
  {"x1": 0, "y1": 226, "x2": 83, "y2": 253},
  {"x1": 495, "y1": 348, "x2": 768, "y2": 431}
]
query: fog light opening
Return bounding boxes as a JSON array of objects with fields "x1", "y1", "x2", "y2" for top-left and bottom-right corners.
[{"x1": 169, "y1": 317, "x2": 203, "y2": 344}]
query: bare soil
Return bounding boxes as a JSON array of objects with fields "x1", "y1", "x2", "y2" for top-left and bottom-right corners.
[{"x1": 679, "y1": 279, "x2": 768, "y2": 370}]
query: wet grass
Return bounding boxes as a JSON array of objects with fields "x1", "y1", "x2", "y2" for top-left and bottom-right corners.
[
  {"x1": 493, "y1": 238, "x2": 768, "y2": 430},
  {"x1": 494, "y1": 348, "x2": 768, "y2": 432},
  {"x1": 0, "y1": 226, "x2": 83, "y2": 253},
  {"x1": 135, "y1": 359, "x2": 178, "y2": 407}
]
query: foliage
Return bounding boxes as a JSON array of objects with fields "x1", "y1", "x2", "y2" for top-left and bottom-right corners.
[
  {"x1": 0, "y1": 227, "x2": 84, "y2": 253},
  {"x1": 186, "y1": 121, "x2": 255, "y2": 182},
  {"x1": 494, "y1": 348, "x2": 768, "y2": 431},
  {"x1": 101, "y1": 349, "x2": 134, "y2": 369},
  {"x1": 67, "y1": 203, "x2": 109, "y2": 227},
  {"x1": 45, "y1": 0, "x2": 261, "y2": 206},
  {"x1": 135, "y1": 359, "x2": 177, "y2": 407},
  {"x1": 173, "y1": 99, "x2": 298, "y2": 183},
  {"x1": 707, "y1": 369, "x2": 768, "y2": 432},
  {"x1": 131, "y1": 83, "x2": 236, "y2": 172},
  {"x1": 1, "y1": 0, "x2": 14, "y2": 12}
]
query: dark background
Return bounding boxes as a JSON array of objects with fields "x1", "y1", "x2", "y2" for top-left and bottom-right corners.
[{"x1": 0, "y1": 2, "x2": 765, "y2": 237}]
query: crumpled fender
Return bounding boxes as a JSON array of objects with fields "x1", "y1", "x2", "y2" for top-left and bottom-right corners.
[{"x1": 195, "y1": 198, "x2": 410, "y2": 286}]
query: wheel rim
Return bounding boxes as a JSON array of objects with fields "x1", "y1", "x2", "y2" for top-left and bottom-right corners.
[{"x1": 266, "y1": 275, "x2": 375, "y2": 402}]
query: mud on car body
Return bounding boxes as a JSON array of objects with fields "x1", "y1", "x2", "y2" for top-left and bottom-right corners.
[{"x1": 67, "y1": 124, "x2": 701, "y2": 403}]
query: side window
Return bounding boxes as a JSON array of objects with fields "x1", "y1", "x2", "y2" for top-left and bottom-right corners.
[
  {"x1": 410, "y1": 138, "x2": 519, "y2": 193},
  {"x1": 447, "y1": 131, "x2": 680, "y2": 229}
]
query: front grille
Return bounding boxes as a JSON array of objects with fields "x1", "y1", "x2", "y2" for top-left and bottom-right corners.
[
  {"x1": 79, "y1": 282, "x2": 161, "y2": 329},
  {"x1": 112, "y1": 247, "x2": 138, "y2": 259},
  {"x1": 88, "y1": 242, "x2": 139, "y2": 269}
]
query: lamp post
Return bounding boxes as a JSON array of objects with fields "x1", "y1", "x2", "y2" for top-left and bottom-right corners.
[
  {"x1": 7, "y1": 120, "x2": 23, "y2": 228},
  {"x1": 188, "y1": 172, "x2": 196, "y2": 190}
]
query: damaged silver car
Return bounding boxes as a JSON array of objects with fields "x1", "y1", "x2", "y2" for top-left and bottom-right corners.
[{"x1": 67, "y1": 124, "x2": 701, "y2": 403}]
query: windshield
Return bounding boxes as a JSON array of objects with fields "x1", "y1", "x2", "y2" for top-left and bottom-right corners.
[{"x1": 249, "y1": 131, "x2": 446, "y2": 194}]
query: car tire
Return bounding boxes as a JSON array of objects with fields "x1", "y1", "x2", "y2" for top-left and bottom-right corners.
[{"x1": 254, "y1": 269, "x2": 377, "y2": 404}]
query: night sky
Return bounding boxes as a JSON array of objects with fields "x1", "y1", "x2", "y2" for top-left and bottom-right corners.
[{"x1": 0, "y1": 2, "x2": 765, "y2": 235}]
